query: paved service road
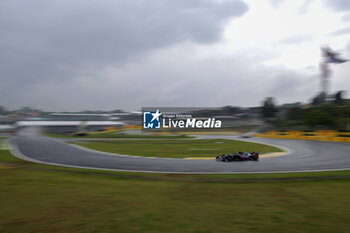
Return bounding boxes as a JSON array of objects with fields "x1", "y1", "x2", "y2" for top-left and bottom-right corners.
[{"x1": 11, "y1": 127, "x2": 350, "y2": 173}]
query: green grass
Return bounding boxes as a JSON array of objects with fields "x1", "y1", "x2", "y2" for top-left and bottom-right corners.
[
  {"x1": 1, "y1": 150, "x2": 350, "y2": 233},
  {"x1": 46, "y1": 132, "x2": 193, "y2": 139},
  {"x1": 0, "y1": 136, "x2": 7, "y2": 139},
  {"x1": 70, "y1": 139, "x2": 283, "y2": 158},
  {"x1": 0, "y1": 140, "x2": 9, "y2": 150}
]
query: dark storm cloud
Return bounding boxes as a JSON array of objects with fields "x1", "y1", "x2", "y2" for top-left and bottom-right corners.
[
  {"x1": 7, "y1": 48, "x2": 315, "y2": 111},
  {"x1": 277, "y1": 35, "x2": 312, "y2": 44},
  {"x1": 0, "y1": 0, "x2": 248, "y2": 110},
  {"x1": 269, "y1": 0, "x2": 285, "y2": 8},
  {"x1": 0, "y1": 0, "x2": 248, "y2": 65},
  {"x1": 328, "y1": 26, "x2": 350, "y2": 36},
  {"x1": 324, "y1": 0, "x2": 350, "y2": 12}
]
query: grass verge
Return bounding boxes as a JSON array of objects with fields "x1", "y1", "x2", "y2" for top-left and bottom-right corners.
[
  {"x1": 70, "y1": 139, "x2": 283, "y2": 158},
  {"x1": 1, "y1": 150, "x2": 350, "y2": 233}
]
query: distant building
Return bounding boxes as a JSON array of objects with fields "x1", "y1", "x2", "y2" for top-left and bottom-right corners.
[
  {"x1": 311, "y1": 91, "x2": 346, "y2": 106},
  {"x1": 49, "y1": 113, "x2": 110, "y2": 121},
  {"x1": 15, "y1": 121, "x2": 125, "y2": 134}
]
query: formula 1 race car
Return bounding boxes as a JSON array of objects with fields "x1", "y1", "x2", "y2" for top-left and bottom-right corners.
[{"x1": 216, "y1": 152, "x2": 259, "y2": 162}]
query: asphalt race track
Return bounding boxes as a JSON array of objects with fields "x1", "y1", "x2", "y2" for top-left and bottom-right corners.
[{"x1": 11, "y1": 127, "x2": 350, "y2": 174}]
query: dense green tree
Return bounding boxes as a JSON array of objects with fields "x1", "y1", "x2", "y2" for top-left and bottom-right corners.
[
  {"x1": 304, "y1": 108, "x2": 334, "y2": 127},
  {"x1": 0, "y1": 106, "x2": 7, "y2": 115},
  {"x1": 261, "y1": 97, "x2": 277, "y2": 119},
  {"x1": 286, "y1": 106, "x2": 304, "y2": 121}
]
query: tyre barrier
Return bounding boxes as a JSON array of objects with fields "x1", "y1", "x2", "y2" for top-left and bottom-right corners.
[{"x1": 253, "y1": 130, "x2": 350, "y2": 143}]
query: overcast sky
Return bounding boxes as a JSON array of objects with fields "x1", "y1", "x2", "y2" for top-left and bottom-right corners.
[{"x1": 1, "y1": 0, "x2": 350, "y2": 111}]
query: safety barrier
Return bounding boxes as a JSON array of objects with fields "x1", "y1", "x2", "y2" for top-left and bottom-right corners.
[
  {"x1": 123, "y1": 125, "x2": 142, "y2": 130},
  {"x1": 253, "y1": 130, "x2": 350, "y2": 142},
  {"x1": 87, "y1": 127, "x2": 120, "y2": 135}
]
